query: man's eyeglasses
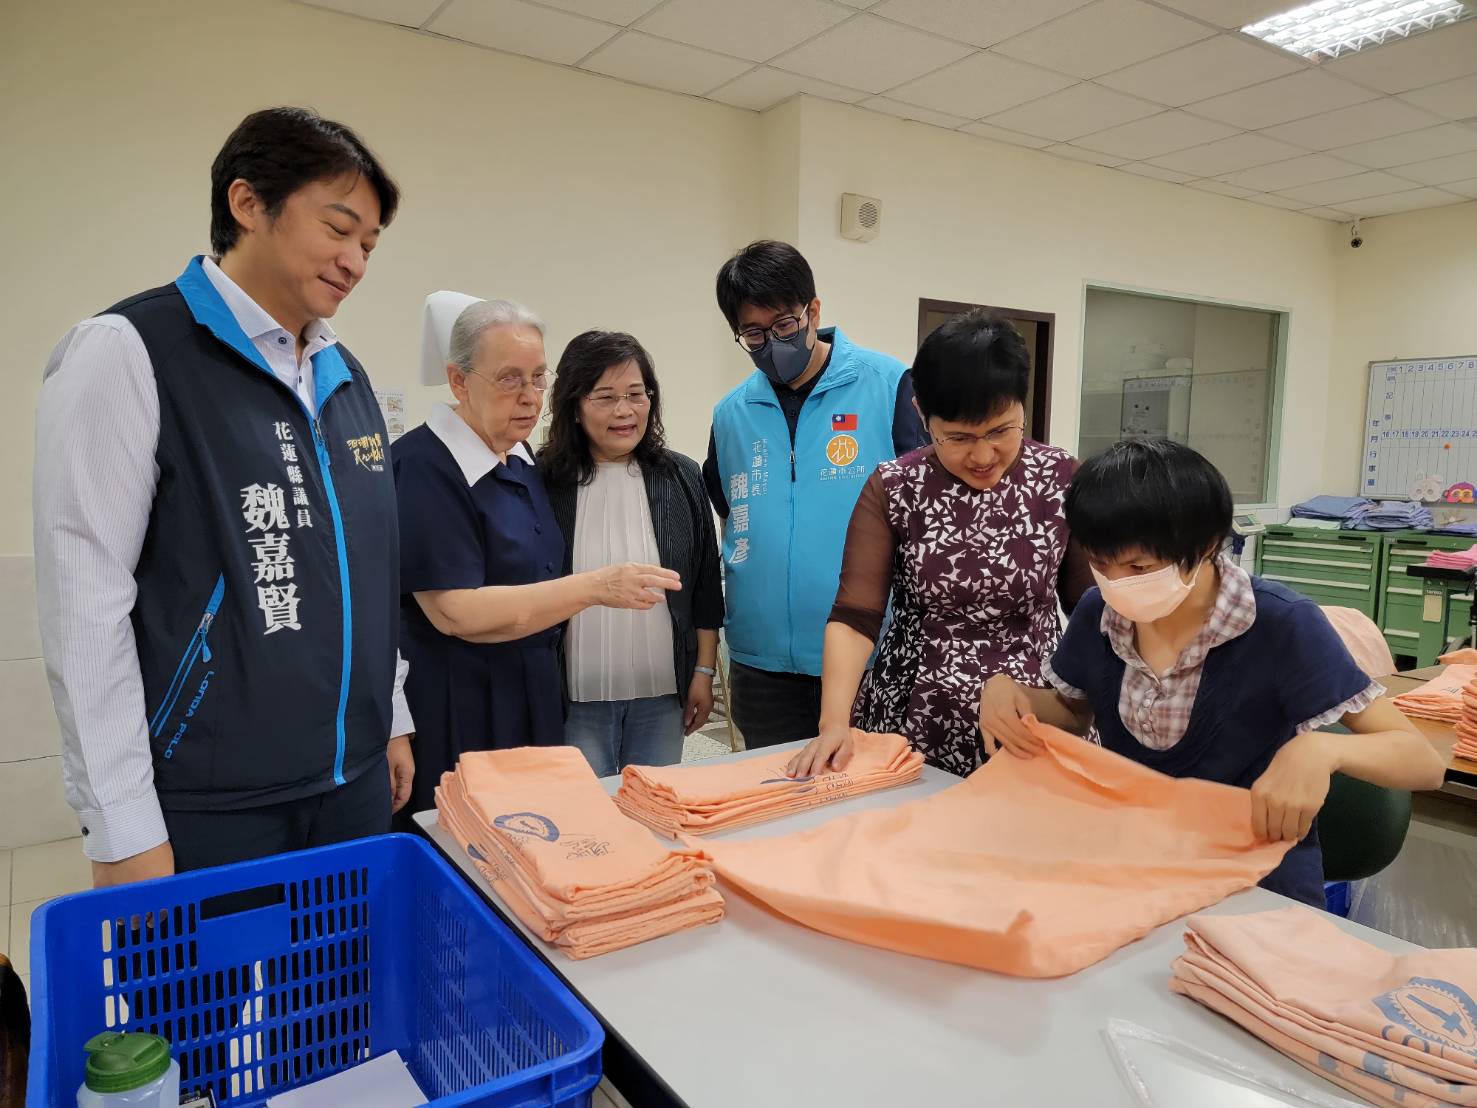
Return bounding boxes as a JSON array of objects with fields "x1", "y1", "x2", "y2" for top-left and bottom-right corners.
[
  {"x1": 931, "y1": 424, "x2": 1025, "y2": 449},
  {"x1": 735, "y1": 313, "x2": 806, "y2": 353},
  {"x1": 585, "y1": 388, "x2": 652, "y2": 411}
]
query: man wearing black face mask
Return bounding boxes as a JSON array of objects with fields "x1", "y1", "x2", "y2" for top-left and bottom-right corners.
[{"x1": 702, "y1": 240, "x2": 927, "y2": 749}]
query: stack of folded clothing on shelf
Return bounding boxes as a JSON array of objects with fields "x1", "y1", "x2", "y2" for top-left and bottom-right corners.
[
  {"x1": 1346, "y1": 500, "x2": 1434, "y2": 531},
  {"x1": 1170, "y1": 908, "x2": 1477, "y2": 1108},
  {"x1": 1289, "y1": 495, "x2": 1373, "y2": 522},
  {"x1": 1425, "y1": 544, "x2": 1477, "y2": 570},
  {"x1": 436, "y1": 746, "x2": 724, "y2": 959},
  {"x1": 617, "y1": 730, "x2": 924, "y2": 838}
]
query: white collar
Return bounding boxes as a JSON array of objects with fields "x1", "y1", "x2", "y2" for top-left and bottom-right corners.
[
  {"x1": 427, "y1": 402, "x2": 534, "y2": 486},
  {"x1": 202, "y1": 256, "x2": 336, "y2": 348}
]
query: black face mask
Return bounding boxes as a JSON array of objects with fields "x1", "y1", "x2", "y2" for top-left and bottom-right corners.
[{"x1": 747, "y1": 323, "x2": 813, "y2": 386}]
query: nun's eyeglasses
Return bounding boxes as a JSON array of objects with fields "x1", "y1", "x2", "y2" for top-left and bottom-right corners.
[{"x1": 466, "y1": 368, "x2": 549, "y2": 394}]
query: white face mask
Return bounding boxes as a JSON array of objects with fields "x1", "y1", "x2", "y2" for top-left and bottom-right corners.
[{"x1": 1091, "y1": 561, "x2": 1202, "y2": 623}]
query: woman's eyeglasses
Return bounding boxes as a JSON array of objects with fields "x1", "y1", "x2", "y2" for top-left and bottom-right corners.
[
  {"x1": 466, "y1": 368, "x2": 549, "y2": 394},
  {"x1": 585, "y1": 388, "x2": 652, "y2": 411},
  {"x1": 931, "y1": 424, "x2": 1025, "y2": 449}
]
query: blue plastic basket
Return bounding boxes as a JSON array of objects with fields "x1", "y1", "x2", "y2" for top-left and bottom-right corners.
[{"x1": 27, "y1": 834, "x2": 602, "y2": 1107}]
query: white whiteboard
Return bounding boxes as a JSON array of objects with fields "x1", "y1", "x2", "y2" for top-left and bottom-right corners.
[{"x1": 1363, "y1": 356, "x2": 1477, "y2": 500}]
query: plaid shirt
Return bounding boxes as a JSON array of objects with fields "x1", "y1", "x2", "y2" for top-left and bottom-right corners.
[{"x1": 1046, "y1": 557, "x2": 1380, "y2": 750}]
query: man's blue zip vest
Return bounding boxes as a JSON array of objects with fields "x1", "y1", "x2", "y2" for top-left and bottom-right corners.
[
  {"x1": 108, "y1": 257, "x2": 398, "y2": 810},
  {"x1": 712, "y1": 327, "x2": 906, "y2": 676}
]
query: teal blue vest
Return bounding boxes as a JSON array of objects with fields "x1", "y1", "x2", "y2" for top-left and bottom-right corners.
[{"x1": 712, "y1": 328, "x2": 906, "y2": 675}]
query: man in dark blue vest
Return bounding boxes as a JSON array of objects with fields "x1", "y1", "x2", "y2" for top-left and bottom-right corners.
[{"x1": 34, "y1": 107, "x2": 415, "y2": 886}]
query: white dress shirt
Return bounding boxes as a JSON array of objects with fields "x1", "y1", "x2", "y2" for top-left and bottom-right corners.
[{"x1": 33, "y1": 259, "x2": 413, "y2": 863}]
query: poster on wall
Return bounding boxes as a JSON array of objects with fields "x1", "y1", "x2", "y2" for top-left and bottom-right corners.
[{"x1": 374, "y1": 388, "x2": 407, "y2": 441}]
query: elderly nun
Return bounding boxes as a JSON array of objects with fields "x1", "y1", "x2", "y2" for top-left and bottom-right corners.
[{"x1": 393, "y1": 293, "x2": 680, "y2": 814}]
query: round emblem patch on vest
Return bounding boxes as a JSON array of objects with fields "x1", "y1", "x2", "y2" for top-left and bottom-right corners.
[
  {"x1": 492, "y1": 812, "x2": 560, "y2": 842},
  {"x1": 826, "y1": 434, "x2": 859, "y2": 467}
]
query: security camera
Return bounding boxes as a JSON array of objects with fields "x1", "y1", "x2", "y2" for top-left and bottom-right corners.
[{"x1": 1349, "y1": 219, "x2": 1363, "y2": 249}]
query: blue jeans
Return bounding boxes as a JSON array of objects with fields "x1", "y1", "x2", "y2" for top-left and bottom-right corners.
[{"x1": 565, "y1": 694, "x2": 685, "y2": 778}]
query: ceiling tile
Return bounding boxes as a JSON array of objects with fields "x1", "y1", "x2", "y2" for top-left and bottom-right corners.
[
  {"x1": 1186, "y1": 179, "x2": 1259, "y2": 197},
  {"x1": 1340, "y1": 188, "x2": 1468, "y2": 217},
  {"x1": 1324, "y1": 18, "x2": 1477, "y2": 95},
  {"x1": 1392, "y1": 149, "x2": 1477, "y2": 185},
  {"x1": 1149, "y1": 132, "x2": 1305, "y2": 176},
  {"x1": 579, "y1": 31, "x2": 752, "y2": 94},
  {"x1": 1244, "y1": 193, "x2": 1311, "y2": 210},
  {"x1": 707, "y1": 67, "x2": 868, "y2": 110},
  {"x1": 1261, "y1": 98, "x2": 1445, "y2": 151},
  {"x1": 868, "y1": 0, "x2": 1095, "y2": 49},
  {"x1": 1220, "y1": 153, "x2": 1364, "y2": 191},
  {"x1": 1116, "y1": 161, "x2": 1196, "y2": 182},
  {"x1": 428, "y1": 0, "x2": 619, "y2": 64},
  {"x1": 1151, "y1": 1, "x2": 1291, "y2": 29},
  {"x1": 1329, "y1": 124, "x2": 1477, "y2": 170},
  {"x1": 637, "y1": 0, "x2": 852, "y2": 64},
  {"x1": 1045, "y1": 143, "x2": 1130, "y2": 166},
  {"x1": 982, "y1": 83, "x2": 1160, "y2": 142},
  {"x1": 1299, "y1": 206, "x2": 1355, "y2": 221},
  {"x1": 990, "y1": 0, "x2": 1213, "y2": 80},
  {"x1": 1444, "y1": 177, "x2": 1477, "y2": 199},
  {"x1": 960, "y1": 121, "x2": 1055, "y2": 147},
  {"x1": 771, "y1": 14, "x2": 974, "y2": 93},
  {"x1": 1185, "y1": 71, "x2": 1378, "y2": 130},
  {"x1": 1097, "y1": 34, "x2": 1305, "y2": 107},
  {"x1": 299, "y1": 0, "x2": 443, "y2": 27},
  {"x1": 1279, "y1": 171, "x2": 1421, "y2": 206},
  {"x1": 1400, "y1": 75, "x2": 1477, "y2": 122},
  {"x1": 1073, "y1": 110, "x2": 1238, "y2": 160},
  {"x1": 863, "y1": 97, "x2": 971, "y2": 128},
  {"x1": 887, "y1": 51, "x2": 1075, "y2": 118},
  {"x1": 533, "y1": 0, "x2": 663, "y2": 23}
]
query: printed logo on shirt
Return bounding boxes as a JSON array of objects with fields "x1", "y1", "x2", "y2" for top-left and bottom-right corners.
[
  {"x1": 831, "y1": 413, "x2": 858, "y2": 432},
  {"x1": 825, "y1": 434, "x2": 859, "y2": 467},
  {"x1": 1375, "y1": 977, "x2": 1477, "y2": 1057},
  {"x1": 493, "y1": 812, "x2": 561, "y2": 842},
  {"x1": 346, "y1": 431, "x2": 385, "y2": 472}
]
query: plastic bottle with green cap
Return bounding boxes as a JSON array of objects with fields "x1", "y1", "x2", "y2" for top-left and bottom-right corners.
[{"x1": 77, "y1": 1031, "x2": 181, "y2": 1107}]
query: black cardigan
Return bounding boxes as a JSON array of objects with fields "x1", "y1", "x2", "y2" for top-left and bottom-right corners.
[{"x1": 545, "y1": 451, "x2": 724, "y2": 697}]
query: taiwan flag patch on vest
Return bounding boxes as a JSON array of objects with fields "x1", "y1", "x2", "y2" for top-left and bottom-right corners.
[{"x1": 831, "y1": 413, "x2": 858, "y2": 432}]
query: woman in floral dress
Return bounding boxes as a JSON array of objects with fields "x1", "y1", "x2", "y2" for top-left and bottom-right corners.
[{"x1": 788, "y1": 310, "x2": 1088, "y2": 777}]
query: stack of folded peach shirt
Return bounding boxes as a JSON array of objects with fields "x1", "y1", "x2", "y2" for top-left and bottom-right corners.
[
  {"x1": 1459, "y1": 678, "x2": 1477, "y2": 763},
  {"x1": 615, "y1": 729, "x2": 924, "y2": 838},
  {"x1": 436, "y1": 746, "x2": 723, "y2": 959},
  {"x1": 1171, "y1": 908, "x2": 1477, "y2": 1108},
  {"x1": 1392, "y1": 665, "x2": 1475, "y2": 723}
]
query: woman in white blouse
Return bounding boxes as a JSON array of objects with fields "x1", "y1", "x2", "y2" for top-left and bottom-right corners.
[{"x1": 541, "y1": 331, "x2": 725, "y2": 775}]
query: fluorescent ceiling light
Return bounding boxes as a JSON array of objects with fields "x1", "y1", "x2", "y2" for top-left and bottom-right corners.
[{"x1": 1243, "y1": 0, "x2": 1474, "y2": 60}]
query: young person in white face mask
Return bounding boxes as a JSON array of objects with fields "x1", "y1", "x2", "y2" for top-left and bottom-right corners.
[{"x1": 978, "y1": 438, "x2": 1444, "y2": 907}]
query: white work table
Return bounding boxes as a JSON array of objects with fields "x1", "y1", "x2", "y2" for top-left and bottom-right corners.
[{"x1": 414, "y1": 741, "x2": 1404, "y2": 1107}]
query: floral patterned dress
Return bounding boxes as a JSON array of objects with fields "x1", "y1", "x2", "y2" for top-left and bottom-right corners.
[{"x1": 840, "y1": 441, "x2": 1083, "y2": 775}]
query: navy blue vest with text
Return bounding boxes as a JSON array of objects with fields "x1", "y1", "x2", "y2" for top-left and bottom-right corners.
[{"x1": 109, "y1": 257, "x2": 399, "y2": 810}]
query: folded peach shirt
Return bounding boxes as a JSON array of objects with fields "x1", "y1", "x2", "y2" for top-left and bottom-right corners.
[
  {"x1": 1171, "y1": 908, "x2": 1477, "y2": 1108},
  {"x1": 616, "y1": 730, "x2": 923, "y2": 837},
  {"x1": 436, "y1": 746, "x2": 723, "y2": 959}
]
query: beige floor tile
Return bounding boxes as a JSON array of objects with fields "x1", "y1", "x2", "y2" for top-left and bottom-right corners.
[
  {"x1": 12, "y1": 836, "x2": 90, "y2": 902},
  {"x1": 8, "y1": 899, "x2": 44, "y2": 977}
]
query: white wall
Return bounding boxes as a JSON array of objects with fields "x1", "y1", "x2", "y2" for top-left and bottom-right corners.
[
  {"x1": 0, "y1": 0, "x2": 761, "y2": 558},
  {"x1": 1327, "y1": 201, "x2": 1477, "y2": 495},
  {"x1": 787, "y1": 96, "x2": 1346, "y2": 507}
]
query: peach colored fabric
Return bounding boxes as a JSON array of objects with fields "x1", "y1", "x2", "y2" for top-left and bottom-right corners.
[
  {"x1": 693, "y1": 720, "x2": 1291, "y2": 978},
  {"x1": 615, "y1": 730, "x2": 924, "y2": 837},
  {"x1": 1393, "y1": 665, "x2": 1477, "y2": 723},
  {"x1": 1441, "y1": 649, "x2": 1477, "y2": 666},
  {"x1": 1454, "y1": 666, "x2": 1477, "y2": 760},
  {"x1": 1170, "y1": 908, "x2": 1477, "y2": 1108},
  {"x1": 1321, "y1": 606, "x2": 1398, "y2": 680},
  {"x1": 435, "y1": 746, "x2": 723, "y2": 959}
]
